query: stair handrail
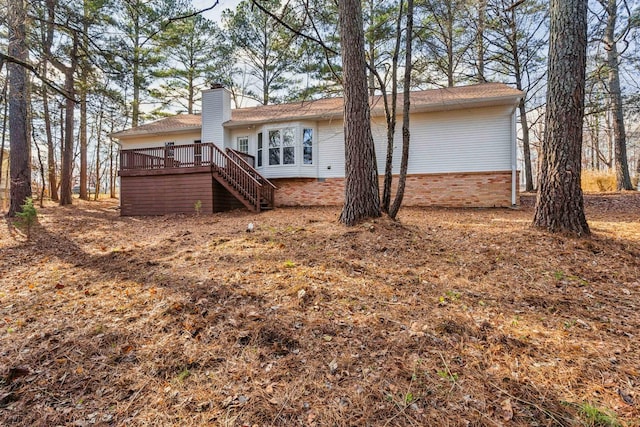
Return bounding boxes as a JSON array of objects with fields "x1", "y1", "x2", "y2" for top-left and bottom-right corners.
[
  {"x1": 226, "y1": 148, "x2": 276, "y2": 189},
  {"x1": 210, "y1": 143, "x2": 263, "y2": 211},
  {"x1": 226, "y1": 148, "x2": 276, "y2": 209}
]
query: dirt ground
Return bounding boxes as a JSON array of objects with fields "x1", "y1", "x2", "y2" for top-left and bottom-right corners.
[{"x1": 1, "y1": 194, "x2": 639, "y2": 426}]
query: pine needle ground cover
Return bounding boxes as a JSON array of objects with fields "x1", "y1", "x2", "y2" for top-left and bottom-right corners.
[{"x1": 1, "y1": 194, "x2": 638, "y2": 426}]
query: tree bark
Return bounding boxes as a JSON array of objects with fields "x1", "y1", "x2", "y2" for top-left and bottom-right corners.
[
  {"x1": 518, "y1": 99, "x2": 534, "y2": 191},
  {"x1": 533, "y1": 0, "x2": 589, "y2": 236},
  {"x1": 38, "y1": 4, "x2": 58, "y2": 201},
  {"x1": 603, "y1": 0, "x2": 633, "y2": 190},
  {"x1": 338, "y1": 0, "x2": 381, "y2": 226},
  {"x1": 79, "y1": 0, "x2": 90, "y2": 200},
  {"x1": 131, "y1": 4, "x2": 141, "y2": 127},
  {"x1": 476, "y1": 0, "x2": 486, "y2": 83},
  {"x1": 381, "y1": 0, "x2": 404, "y2": 213},
  {"x1": 59, "y1": 65, "x2": 76, "y2": 206},
  {"x1": 0, "y1": 78, "x2": 8, "y2": 205},
  {"x1": 42, "y1": 70, "x2": 59, "y2": 201},
  {"x1": 508, "y1": 5, "x2": 534, "y2": 191},
  {"x1": 389, "y1": 0, "x2": 413, "y2": 219},
  {"x1": 7, "y1": 0, "x2": 32, "y2": 217},
  {"x1": 44, "y1": 0, "x2": 77, "y2": 205}
]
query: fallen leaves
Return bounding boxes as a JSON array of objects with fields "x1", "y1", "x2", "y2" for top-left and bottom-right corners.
[{"x1": 0, "y1": 195, "x2": 639, "y2": 425}]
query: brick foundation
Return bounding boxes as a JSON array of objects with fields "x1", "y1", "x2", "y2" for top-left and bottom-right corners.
[{"x1": 271, "y1": 171, "x2": 518, "y2": 208}]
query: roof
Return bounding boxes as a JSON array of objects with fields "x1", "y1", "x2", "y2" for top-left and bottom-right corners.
[
  {"x1": 110, "y1": 114, "x2": 201, "y2": 139},
  {"x1": 227, "y1": 83, "x2": 522, "y2": 128},
  {"x1": 112, "y1": 83, "x2": 523, "y2": 137}
]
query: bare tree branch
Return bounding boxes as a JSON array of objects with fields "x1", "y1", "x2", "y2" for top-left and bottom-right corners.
[{"x1": 0, "y1": 52, "x2": 76, "y2": 101}]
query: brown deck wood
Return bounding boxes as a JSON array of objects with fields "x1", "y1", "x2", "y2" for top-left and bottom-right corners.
[
  {"x1": 119, "y1": 143, "x2": 276, "y2": 215},
  {"x1": 120, "y1": 170, "x2": 214, "y2": 216}
]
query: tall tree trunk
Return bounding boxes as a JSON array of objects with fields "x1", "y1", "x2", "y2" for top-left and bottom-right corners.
[
  {"x1": 338, "y1": 0, "x2": 381, "y2": 226},
  {"x1": 132, "y1": 8, "x2": 141, "y2": 127},
  {"x1": 518, "y1": 99, "x2": 534, "y2": 191},
  {"x1": 79, "y1": 0, "x2": 90, "y2": 200},
  {"x1": 605, "y1": 109, "x2": 613, "y2": 168},
  {"x1": 94, "y1": 95, "x2": 105, "y2": 200},
  {"x1": 381, "y1": 0, "x2": 404, "y2": 213},
  {"x1": 367, "y1": 0, "x2": 376, "y2": 97},
  {"x1": 42, "y1": 68, "x2": 59, "y2": 201},
  {"x1": 0, "y1": 78, "x2": 8, "y2": 206},
  {"x1": 508, "y1": 5, "x2": 534, "y2": 191},
  {"x1": 109, "y1": 108, "x2": 117, "y2": 199},
  {"x1": 32, "y1": 124, "x2": 46, "y2": 208},
  {"x1": 446, "y1": 2, "x2": 454, "y2": 87},
  {"x1": 389, "y1": 0, "x2": 413, "y2": 219},
  {"x1": 7, "y1": 0, "x2": 32, "y2": 217},
  {"x1": 188, "y1": 71, "x2": 194, "y2": 114},
  {"x1": 604, "y1": 0, "x2": 633, "y2": 190},
  {"x1": 44, "y1": 0, "x2": 77, "y2": 205},
  {"x1": 59, "y1": 66, "x2": 76, "y2": 206},
  {"x1": 39, "y1": 11, "x2": 58, "y2": 202},
  {"x1": 533, "y1": 0, "x2": 589, "y2": 236},
  {"x1": 476, "y1": 0, "x2": 486, "y2": 83}
]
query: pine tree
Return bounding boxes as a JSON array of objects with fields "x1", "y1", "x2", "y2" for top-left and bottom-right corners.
[{"x1": 533, "y1": 0, "x2": 590, "y2": 236}]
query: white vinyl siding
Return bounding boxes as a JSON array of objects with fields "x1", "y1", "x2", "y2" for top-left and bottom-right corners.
[
  {"x1": 201, "y1": 88, "x2": 231, "y2": 148},
  {"x1": 318, "y1": 105, "x2": 513, "y2": 178},
  {"x1": 404, "y1": 106, "x2": 513, "y2": 174},
  {"x1": 317, "y1": 121, "x2": 346, "y2": 178},
  {"x1": 118, "y1": 131, "x2": 202, "y2": 150}
]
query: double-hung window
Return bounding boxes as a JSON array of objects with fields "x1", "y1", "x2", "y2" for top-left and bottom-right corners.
[
  {"x1": 237, "y1": 136, "x2": 249, "y2": 153},
  {"x1": 268, "y1": 127, "x2": 295, "y2": 165}
]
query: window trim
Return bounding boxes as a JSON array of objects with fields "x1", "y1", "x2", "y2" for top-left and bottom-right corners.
[
  {"x1": 256, "y1": 123, "x2": 316, "y2": 169},
  {"x1": 267, "y1": 126, "x2": 296, "y2": 166}
]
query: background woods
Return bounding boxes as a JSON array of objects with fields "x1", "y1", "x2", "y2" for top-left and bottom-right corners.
[{"x1": 0, "y1": 0, "x2": 639, "y2": 218}]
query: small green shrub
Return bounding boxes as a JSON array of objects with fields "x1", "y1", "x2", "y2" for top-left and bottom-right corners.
[
  {"x1": 194, "y1": 200, "x2": 202, "y2": 216},
  {"x1": 579, "y1": 403, "x2": 621, "y2": 427},
  {"x1": 15, "y1": 197, "x2": 37, "y2": 239}
]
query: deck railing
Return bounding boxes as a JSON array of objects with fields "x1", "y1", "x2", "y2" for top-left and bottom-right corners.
[
  {"x1": 120, "y1": 143, "x2": 214, "y2": 170},
  {"x1": 120, "y1": 143, "x2": 274, "y2": 212},
  {"x1": 226, "y1": 148, "x2": 276, "y2": 208}
]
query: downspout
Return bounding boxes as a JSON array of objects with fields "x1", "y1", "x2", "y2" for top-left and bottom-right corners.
[{"x1": 511, "y1": 104, "x2": 518, "y2": 206}]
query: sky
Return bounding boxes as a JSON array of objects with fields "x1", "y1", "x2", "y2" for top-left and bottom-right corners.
[{"x1": 191, "y1": 0, "x2": 243, "y2": 22}]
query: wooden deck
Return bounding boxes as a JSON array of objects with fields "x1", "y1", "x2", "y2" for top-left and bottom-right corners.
[{"x1": 119, "y1": 143, "x2": 275, "y2": 215}]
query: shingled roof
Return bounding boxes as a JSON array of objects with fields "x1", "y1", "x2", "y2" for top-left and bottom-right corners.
[
  {"x1": 111, "y1": 83, "x2": 523, "y2": 138},
  {"x1": 110, "y1": 114, "x2": 201, "y2": 138},
  {"x1": 226, "y1": 83, "x2": 522, "y2": 128}
]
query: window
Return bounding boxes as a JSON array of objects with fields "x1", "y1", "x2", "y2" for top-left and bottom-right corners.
[
  {"x1": 237, "y1": 136, "x2": 249, "y2": 153},
  {"x1": 194, "y1": 140, "x2": 202, "y2": 166},
  {"x1": 268, "y1": 127, "x2": 296, "y2": 165},
  {"x1": 303, "y1": 128, "x2": 313, "y2": 165},
  {"x1": 257, "y1": 133, "x2": 263, "y2": 167}
]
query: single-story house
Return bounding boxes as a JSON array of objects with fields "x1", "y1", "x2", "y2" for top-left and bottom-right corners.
[{"x1": 112, "y1": 83, "x2": 523, "y2": 216}]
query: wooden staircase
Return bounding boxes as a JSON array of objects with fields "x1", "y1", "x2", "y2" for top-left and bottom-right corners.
[{"x1": 209, "y1": 144, "x2": 276, "y2": 212}]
